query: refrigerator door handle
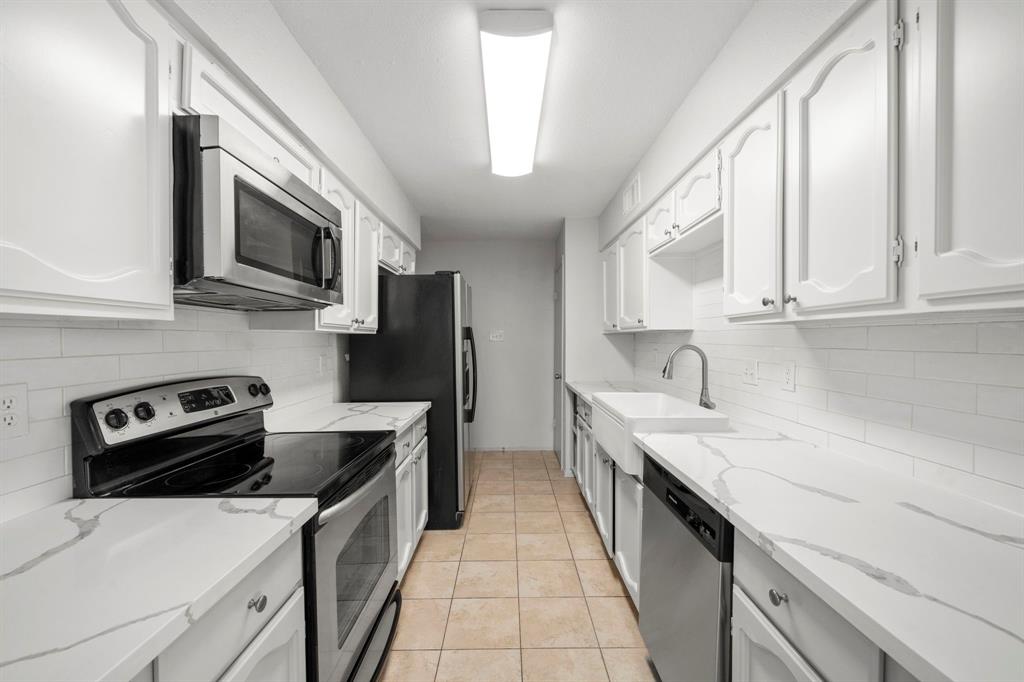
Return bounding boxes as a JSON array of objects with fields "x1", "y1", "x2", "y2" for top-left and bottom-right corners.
[{"x1": 465, "y1": 326, "x2": 478, "y2": 424}]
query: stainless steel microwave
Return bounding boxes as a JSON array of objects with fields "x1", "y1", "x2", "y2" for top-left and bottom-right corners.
[{"x1": 172, "y1": 114, "x2": 343, "y2": 311}]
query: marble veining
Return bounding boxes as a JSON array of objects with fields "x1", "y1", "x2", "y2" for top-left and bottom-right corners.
[
  {"x1": 0, "y1": 496, "x2": 317, "y2": 681},
  {"x1": 636, "y1": 425, "x2": 1024, "y2": 682},
  {"x1": 266, "y1": 400, "x2": 430, "y2": 437}
]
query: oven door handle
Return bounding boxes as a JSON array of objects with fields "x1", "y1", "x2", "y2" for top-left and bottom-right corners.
[{"x1": 316, "y1": 452, "x2": 394, "y2": 527}]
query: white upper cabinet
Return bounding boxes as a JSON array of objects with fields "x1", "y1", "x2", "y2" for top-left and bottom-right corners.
[
  {"x1": 317, "y1": 170, "x2": 357, "y2": 330},
  {"x1": 644, "y1": 192, "x2": 676, "y2": 253},
  {"x1": 783, "y1": 0, "x2": 899, "y2": 313},
  {"x1": 674, "y1": 149, "x2": 722, "y2": 234},
  {"x1": 181, "y1": 46, "x2": 317, "y2": 188},
  {"x1": 601, "y1": 246, "x2": 619, "y2": 331},
  {"x1": 915, "y1": 0, "x2": 1024, "y2": 299},
  {"x1": 379, "y1": 223, "x2": 403, "y2": 273},
  {"x1": 617, "y1": 222, "x2": 647, "y2": 330},
  {"x1": 0, "y1": 0, "x2": 175, "y2": 319},
  {"x1": 722, "y1": 93, "x2": 784, "y2": 318},
  {"x1": 353, "y1": 203, "x2": 381, "y2": 331},
  {"x1": 400, "y1": 241, "x2": 417, "y2": 275}
]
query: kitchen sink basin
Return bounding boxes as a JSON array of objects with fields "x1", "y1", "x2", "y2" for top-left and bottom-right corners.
[{"x1": 591, "y1": 392, "x2": 729, "y2": 475}]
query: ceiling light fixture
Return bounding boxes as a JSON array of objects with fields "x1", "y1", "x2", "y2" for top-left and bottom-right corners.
[{"x1": 479, "y1": 10, "x2": 553, "y2": 178}]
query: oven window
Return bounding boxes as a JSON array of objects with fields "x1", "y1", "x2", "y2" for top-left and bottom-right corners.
[
  {"x1": 234, "y1": 177, "x2": 321, "y2": 286},
  {"x1": 335, "y1": 497, "x2": 391, "y2": 648}
]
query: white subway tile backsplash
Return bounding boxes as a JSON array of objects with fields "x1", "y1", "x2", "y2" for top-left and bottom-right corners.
[
  {"x1": 866, "y1": 374, "x2": 976, "y2": 413},
  {"x1": 631, "y1": 249, "x2": 1024, "y2": 510},
  {"x1": 0, "y1": 310, "x2": 339, "y2": 522},
  {"x1": 865, "y1": 423, "x2": 973, "y2": 471},
  {"x1": 978, "y1": 322, "x2": 1024, "y2": 355}
]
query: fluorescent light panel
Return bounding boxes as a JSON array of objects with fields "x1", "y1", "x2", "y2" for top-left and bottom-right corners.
[{"x1": 479, "y1": 10, "x2": 553, "y2": 177}]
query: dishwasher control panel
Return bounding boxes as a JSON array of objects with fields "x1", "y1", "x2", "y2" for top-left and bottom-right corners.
[{"x1": 644, "y1": 455, "x2": 733, "y2": 561}]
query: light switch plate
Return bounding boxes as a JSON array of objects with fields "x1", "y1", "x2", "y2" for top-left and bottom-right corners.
[
  {"x1": 781, "y1": 361, "x2": 796, "y2": 391},
  {"x1": 489, "y1": 330, "x2": 505, "y2": 342},
  {"x1": 742, "y1": 360, "x2": 758, "y2": 386},
  {"x1": 0, "y1": 383, "x2": 29, "y2": 438}
]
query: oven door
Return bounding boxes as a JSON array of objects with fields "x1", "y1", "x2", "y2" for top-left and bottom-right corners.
[
  {"x1": 201, "y1": 147, "x2": 343, "y2": 306},
  {"x1": 312, "y1": 449, "x2": 397, "y2": 682}
]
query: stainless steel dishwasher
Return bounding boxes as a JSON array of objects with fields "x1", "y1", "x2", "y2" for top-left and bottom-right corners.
[{"x1": 639, "y1": 454, "x2": 733, "y2": 682}]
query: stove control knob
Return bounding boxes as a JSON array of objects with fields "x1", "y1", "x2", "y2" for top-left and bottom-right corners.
[
  {"x1": 259, "y1": 383, "x2": 271, "y2": 396},
  {"x1": 133, "y1": 402, "x2": 156, "y2": 422},
  {"x1": 104, "y1": 408, "x2": 129, "y2": 430},
  {"x1": 247, "y1": 383, "x2": 260, "y2": 397}
]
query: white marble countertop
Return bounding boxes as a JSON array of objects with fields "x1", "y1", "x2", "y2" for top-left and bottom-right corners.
[
  {"x1": 0, "y1": 496, "x2": 317, "y2": 682},
  {"x1": 266, "y1": 401, "x2": 430, "y2": 436},
  {"x1": 565, "y1": 379, "x2": 644, "y2": 403},
  {"x1": 634, "y1": 425, "x2": 1024, "y2": 682}
]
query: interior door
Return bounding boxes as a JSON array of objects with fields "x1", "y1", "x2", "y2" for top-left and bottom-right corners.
[
  {"x1": 916, "y1": 0, "x2": 1024, "y2": 298},
  {"x1": 783, "y1": 0, "x2": 898, "y2": 312},
  {"x1": 553, "y1": 256, "x2": 564, "y2": 461},
  {"x1": 722, "y1": 93, "x2": 784, "y2": 317}
]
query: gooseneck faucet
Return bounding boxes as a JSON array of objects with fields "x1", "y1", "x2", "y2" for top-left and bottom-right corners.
[{"x1": 662, "y1": 344, "x2": 716, "y2": 410}]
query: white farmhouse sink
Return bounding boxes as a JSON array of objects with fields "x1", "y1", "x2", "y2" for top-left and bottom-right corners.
[{"x1": 591, "y1": 392, "x2": 729, "y2": 475}]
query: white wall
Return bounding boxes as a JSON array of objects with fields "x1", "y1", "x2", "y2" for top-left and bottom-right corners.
[
  {"x1": 0, "y1": 311, "x2": 341, "y2": 522},
  {"x1": 161, "y1": 0, "x2": 422, "y2": 246},
  {"x1": 418, "y1": 239, "x2": 556, "y2": 450},
  {"x1": 633, "y1": 248, "x2": 1024, "y2": 514},
  {"x1": 562, "y1": 219, "x2": 634, "y2": 382},
  {"x1": 598, "y1": 0, "x2": 858, "y2": 246}
]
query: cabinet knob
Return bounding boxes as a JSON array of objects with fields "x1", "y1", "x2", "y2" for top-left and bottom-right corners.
[
  {"x1": 768, "y1": 588, "x2": 789, "y2": 607},
  {"x1": 761, "y1": 297, "x2": 775, "y2": 307},
  {"x1": 783, "y1": 295, "x2": 798, "y2": 304},
  {"x1": 637, "y1": 318, "x2": 644, "y2": 325},
  {"x1": 248, "y1": 594, "x2": 268, "y2": 613},
  {"x1": 612, "y1": 323, "x2": 618, "y2": 329},
  {"x1": 664, "y1": 228, "x2": 672, "y2": 236}
]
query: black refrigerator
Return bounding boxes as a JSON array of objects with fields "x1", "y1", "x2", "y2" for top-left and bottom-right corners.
[{"x1": 349, "y1": 271, "x2": 476, "y2": 530}]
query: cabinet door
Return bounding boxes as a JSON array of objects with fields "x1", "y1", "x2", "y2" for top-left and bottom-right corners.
[
  {"x1": 581, "y1": 429, "x2": 595, "y2": 509},
  {"x1": 617, "y1": 224, "x2": 647, "y2": 330},
  {"x1": 400, "y1": 241, "x2": 417, "y2": 275},
  {"x1": 722, "y1": 94, "x2": 784, "y2": 317},
  {"x1": 612, "y1": 468, "x2": 642, "y2": 606},
  {"x1": 644, "y1": 192, "x2": 676, "y2": 253},
  {"x1": 593, "y1": 448, "x2": 614, "y2": 556},
  {"x1": 396, "y1": 456, "x2": 414, "y2": 580},
  {"x1": 317, "y1": 170, "x2": 357, "y2": 330},
  {"x1": 219, "y1": 588, "x2": 306, "y2": 682},
  {"x1": 674, "y1": 149, "x2": 722, "y2": 233},
  {"x1": 379, "y1": 224, "x2": 403, "y2": 272},
  {"x1": 0, "y1": 0, "x2": 174, "y2": 318},
  {"x1": 181, "y1": 46, "x2": 317, "y2": 188},
  {"x1": 916, "y1": 0, "x2": 1024, "y2": 298},
  {"x1": 601, "y1": 247, "x2": 619, "y2": 331},
  {"x1": 732, "y1": 587, "x2": 822, "y2": 682},
  {"x1": 783, "y1": 0, "x2": 898, "y2": 312},
  {"x1": 412, "y1": 439, "x2": 429, "y2": 543},
  {"x1": 353, "y1": 202, "x2": 381, "y2": 332}
]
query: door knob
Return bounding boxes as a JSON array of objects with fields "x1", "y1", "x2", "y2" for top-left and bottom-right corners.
[{"x1": 554, "y1": 372, "x2": 562, "y2": 380}]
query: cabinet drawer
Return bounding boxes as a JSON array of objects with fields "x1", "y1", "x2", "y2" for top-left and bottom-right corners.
[
  {"x1": 412, "y1": 415, "x2": 428, "y2": 447},
  {"x1": 157, "y1": 533, "x2": 303, "y2": 682},
  {"x1": 396, "y1": 426, "x2": 415, "y2": 466},
  {"x1": 734, "y1": 533, "x2": 882, "y2": 682}
]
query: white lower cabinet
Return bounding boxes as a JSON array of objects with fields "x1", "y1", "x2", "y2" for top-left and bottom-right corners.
[
  {"x1": 732, "y1": 586, "x2": 822, "y2": 682},
  {"x1": 593, "y1": 446, "x2": 615, "y2": 556},
  {"x1": 219, "y1": 588, "x2": 306, "y2": 682},
  {"x1": 412, "y1": 437, "x2": 429, "y2": 546},
  {"x1": 157, "y1": 534, "x2": 303, "y2": 681},
  {"x1": 580, "y1": 426, "x2": 595, "y2": 510},
  {"x1": 395, "y1": 451, "x2": 415, "y2": 580},
  {"x1": 612, "y1": 467, "x2": 642, "y2": 606}
]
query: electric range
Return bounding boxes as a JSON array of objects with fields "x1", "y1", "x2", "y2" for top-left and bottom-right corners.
[{"x1": 70, "y1": 375, "x2": 401, "y2": 682}]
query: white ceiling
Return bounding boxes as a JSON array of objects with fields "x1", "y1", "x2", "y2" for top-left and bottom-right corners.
[{"x1": 271, "y1": 0, "x2": 752, "y2": 240}]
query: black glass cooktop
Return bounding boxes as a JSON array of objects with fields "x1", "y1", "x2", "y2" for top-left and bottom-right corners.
[{"x1": 103, "y1": 428, "x2": 393, "y2": 503}]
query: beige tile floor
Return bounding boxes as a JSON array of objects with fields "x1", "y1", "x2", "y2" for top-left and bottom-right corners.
[{"x1": 382, "y1": 450, "x2": 658, "y2": 682}]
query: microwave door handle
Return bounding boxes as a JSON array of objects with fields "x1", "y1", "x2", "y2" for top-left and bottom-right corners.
[
  {"x1": 311, "y1": 227, "x2": 326, "y2": 288},
  {"x1": 316, "y1": 451, "x2": 395, "y2": 527},
  {"x1": 324, "y1": 228, "x2": 340, "y2": 291}
]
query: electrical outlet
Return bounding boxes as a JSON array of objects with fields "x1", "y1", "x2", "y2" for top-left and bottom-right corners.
[
  {"x1": 489, "y1": 330, "x2": 505, "y2": 342},
  {"x1": 781, "y1": 361, "x2": 796, "y2": 391},
  {"x1": 742, "y1": 360, "x2": 758, "y2": 386},
  {"x1": 0, "y1": 383, "x2": 29, "y2": 438}
]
